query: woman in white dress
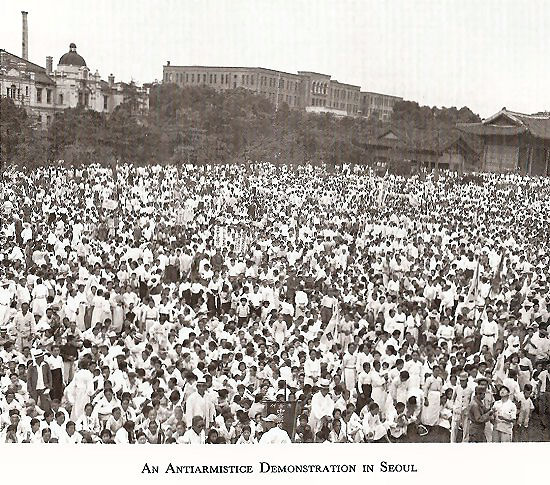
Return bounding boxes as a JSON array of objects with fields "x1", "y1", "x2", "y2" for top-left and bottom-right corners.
[
  {"x1": 271, "y1": 314, "x2": 288, "y2": 347},
  {"x1": 68, "y1": 360, "x2": 95, "y2": 421},
  {"x1": 342, "y1": 343, "x2": 358, "y2": 393},
  {"x1": 370, "y1": 360, "x2": 387, "y2": 416},
  {"x1": 421, "y1": 365, "x2": 444, "y2": 427},
  {"x1": 31, "y1": 278, "x2": 48, "y2": 317},
  {"x1": 90, "y1": 288, "x2": 105, "y2": 328},
  {"x1": 111, "y1": 295, "x2": 125, "y2": 333}
]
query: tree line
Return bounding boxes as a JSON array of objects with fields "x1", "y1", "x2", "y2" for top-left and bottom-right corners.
[{"x1": 0, "y1": 85, "x2": 481, "y2": 168}]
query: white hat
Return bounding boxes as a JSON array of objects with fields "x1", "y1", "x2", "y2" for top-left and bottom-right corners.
[
  {"x1": 32, "y1": 349, "x2": 45, "y2": 358},
  {"x1": 318, "y1": 378, "x2": 330, "y2": 388},
  {"x1": 263, "y1": 414, "x2": 281, "y2": 423}
]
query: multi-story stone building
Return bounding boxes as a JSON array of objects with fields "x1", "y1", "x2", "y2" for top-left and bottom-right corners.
[
  {"x1": 0, "y1": 12, "x2": 149, "y2": 129},
  {"x1": 360, "y1": 91, "x2": 403, "y2": 121},
  {"x1": 162, "y1": 64, "x2": 303, "y2": 109},
  {"x1": 163, "y1": 64, "x2": 361, "y2": 116}
]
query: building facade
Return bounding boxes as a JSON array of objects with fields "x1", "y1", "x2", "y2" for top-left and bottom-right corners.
[
  {"x1": 163, "y1": 64, "x2": 361, "y2": 116},
  {"x1": 1, "y1": 20, "x2": 149, "y2": 129},
  {"x1": 360, "y1": 91, "x2": 403, "y2": 121},
  {"x1": 459, "y1": 108, "x2": 550, "y2": 175}
]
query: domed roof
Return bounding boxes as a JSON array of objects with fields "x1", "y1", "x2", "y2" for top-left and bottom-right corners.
[{"x1": 58, "y1": 43, "x2": 86, "y2": 67}]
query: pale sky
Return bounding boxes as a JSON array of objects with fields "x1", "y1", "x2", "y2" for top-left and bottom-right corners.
[{"x1": 3, "y1": 0, "x2": 550, "y2": 118}]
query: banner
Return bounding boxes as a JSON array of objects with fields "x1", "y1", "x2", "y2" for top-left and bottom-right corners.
[
  {"x1": 264, "y1": 400, "x2": 300, "y2": 441},
  {"x1": 213, "y1": 226, "x2": 252, "y2": 255}
]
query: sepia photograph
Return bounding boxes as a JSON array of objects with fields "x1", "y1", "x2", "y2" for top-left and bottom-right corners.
[{"x1": 1, "y1": 1, "x2": 550, "y2": 481}]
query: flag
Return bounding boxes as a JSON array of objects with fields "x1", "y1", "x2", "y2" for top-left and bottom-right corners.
[
  {"x1": 467, "y1": 258, "x2": 480, "y2": 304},
  {"x1": 265, "y1": 400, "x2": 299, "y2": 441},
  {"x1": 491, "y1": 249, "x2": 506, "y2": 294}
]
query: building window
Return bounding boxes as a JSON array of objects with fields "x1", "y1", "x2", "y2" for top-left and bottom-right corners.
[
  {"x1": 103, "y1": 95, "x2": 108, "y2": 110},
  {"x1": 85, "y1": 93, "x2": 89, "y2": 106},
  {"x1": 25, "y1": 86, "x2": 29, "y2": 97},
  {"x1": 250, "y1": 76, "x2": 254, "y2": 85},
  {"x1": 203, "y1": 74, "x2": 206, "y2": 83},
  {"x1": 46, "y1": 115, "x2": 51, "y2": 125},
  {"x1": 47, "y1": 89, "x2": 52, "y2": 104},
  {"x1": 209, "y1": 74, "x2": 212, "y2": 84},
  {"x1": 191, "y1": 74, "x2": 194, "y2": 83},
  {"x1": 214, "y1": 74, "x2": 217, "y2": 84},
  {"x1": 185, "y1": 73, "x2": 188, "y2": 83},
  {"x1": 36, "y1": 88, "x2": 42, "y2": 103},
  {"x1": 59, "y1": 93, "x2": 64, "y2": 105}
]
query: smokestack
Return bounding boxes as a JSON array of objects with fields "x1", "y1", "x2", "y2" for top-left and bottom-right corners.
[
  {"x1": 108, "y1": 74, "x2": 115, "y2": 87},
  {"x1": 21, "y1": 11, "x2": 28, "y2": 60},
  {"x1": 46, "y1": 56, "x2": 53, "y2": 74}
]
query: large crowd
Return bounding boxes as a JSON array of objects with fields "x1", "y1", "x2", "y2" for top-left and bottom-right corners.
[{"x1": 1, "y1": 162, "x2": 549, "y2": 444}]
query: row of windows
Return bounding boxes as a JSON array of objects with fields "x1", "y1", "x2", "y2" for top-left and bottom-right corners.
[
  {"x1": 311, "y1": 81, "x2": 328, "y2": 95},
  {"x1": 165, "y1": 71, "x2": 362, "y2": 103},
  {"x1": 312, "y1": 97, "x2": 359, "y2": 113},
  {"x1": 35, "y1": 88, "x2": 52, "y2": 104},
  {"x1": 311, "y1": 82, "x2": 359, "y2": 101},
  {"x1": 331, "y1": 88, "x2": 358, "y2": 101},
  {"x1": 5, "y1": 85, "x2": 30, "y2": 99},
  {"x1": 167, "y1": 70, "x2": 302, "y2": 93},
  {"x1": 260, "y1": 76, "x2": 299, "y2": 92},
  {"x1": 362, "y1": 96, "x2": 396, "y2": 107},
  {"x1": 259, "y1": 91, "x2": 298, "y2": 106},
  {"x1": 169, "y1": 71, "x2": 235, "y2": 86}
]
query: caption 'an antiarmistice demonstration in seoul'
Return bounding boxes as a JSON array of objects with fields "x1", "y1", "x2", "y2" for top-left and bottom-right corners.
[{"x1": 2, "y1": 12, "x2": 550, "y2": 447}]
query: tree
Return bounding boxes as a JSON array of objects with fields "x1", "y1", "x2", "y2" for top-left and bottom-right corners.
[{"x1": 0, "y1": 98, "x2": 29, "y2": 166}]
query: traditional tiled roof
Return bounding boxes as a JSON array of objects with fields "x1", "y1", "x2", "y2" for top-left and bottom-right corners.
[
  {"x1": 458, "y1": 109, "x2": 550, "y2": 140},
  {"x1": 365, "y1": 126, "x2": 480, "y2": 154}
]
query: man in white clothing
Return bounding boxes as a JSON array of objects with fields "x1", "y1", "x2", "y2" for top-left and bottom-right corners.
[
  {"x1": 185, "y1": 379, "x2": 215, "y2": 428},
  {"x1": 180, "y1": 416, "x2": 206, "y2": 444},
  {"x1": 309, "y1": 378, "x2": 334, "y2": 434},
  {"x1": 258, "y1": 414, "x2": 291, "y2": 444}
]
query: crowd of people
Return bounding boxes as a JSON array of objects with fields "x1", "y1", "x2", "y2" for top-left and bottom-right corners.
[{"x1": 1, "y1": 162, "x2": 550, "y2": 444}]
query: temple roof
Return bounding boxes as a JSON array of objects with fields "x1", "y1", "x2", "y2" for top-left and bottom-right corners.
[{"x1": 458, "y1": 108, "x2": 550, "y2": 140}]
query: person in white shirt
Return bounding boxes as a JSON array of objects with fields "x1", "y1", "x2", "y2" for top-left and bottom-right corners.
[
  {"x1": 309, "y1": 379, "x2": 335, "y2": 433},
  {"x1": 185, "y1": 380, "x2": 215, "y2": 428},
  {"x1": 480, "y1": 316, "x2": 499, "y2": 355},
  {"x1": 258, "y1": 414, "x2": 291, "y2": 444},
  {"x1": 180, "y1": 416, "x2": 206, "y2": 444},
  {"x1": 491, "y1": 385, "x2": 517, "y2": 442}
]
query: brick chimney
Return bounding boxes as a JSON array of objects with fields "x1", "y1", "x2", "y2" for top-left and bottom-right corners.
[
  {"x1": 46, "y1": 56, "x2": 53, "y2": 74},
  {"x1": 108, "y1": 74, "x2": 115, "y2": 87},
  {"x1": 21, "y1": 11, "x2": 28, "y2": 60}
]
